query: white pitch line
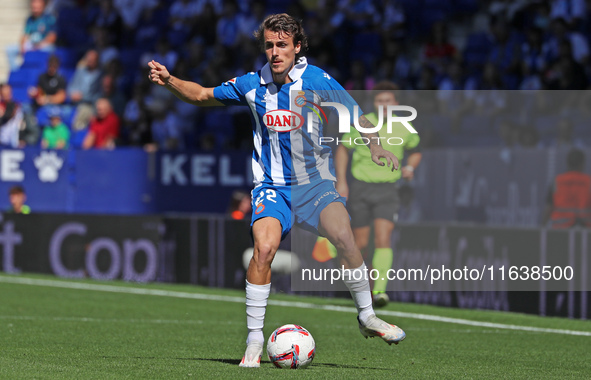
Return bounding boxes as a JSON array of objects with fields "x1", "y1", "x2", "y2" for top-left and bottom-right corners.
[
  {"x1": 1, "y1": 275, "x2": 590, "y2": 337},
  {"x1": 0, "y1": 315, "x2": 238, "y2": 325}
]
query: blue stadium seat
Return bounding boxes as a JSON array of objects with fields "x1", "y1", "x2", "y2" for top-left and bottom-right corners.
[
  {"x1": 8, "y1": 68, "x2": 43, "y2": 88},
  {"x1": 36, "y1": 106, "x2": 51, "y2": 127},
  {"x1": 22, "y1": 51, "x2": 51, "y2": 69},
  {"x1": 57, "y1": 7, "x2": 89, "y2": 48},
  {"x1": 70, "y1": 129, "x2": 88, "y2": 149},
  {"x1": 11, "y1": 86, "x2": 29, "y2": 104},
  {"x1": 54, "y1": 47, "x2": 79, "y2": 69},
  {"x1": 463, "y1": 32, "x2": 493, "y2": 70},
  {"x1": 8, "y1": 70, "x2": 29, "y2": 87}
]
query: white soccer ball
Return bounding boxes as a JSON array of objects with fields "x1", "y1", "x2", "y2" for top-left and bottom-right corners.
[{"x1": 267, "y1": 324, "x2": 316, "y2": 369}]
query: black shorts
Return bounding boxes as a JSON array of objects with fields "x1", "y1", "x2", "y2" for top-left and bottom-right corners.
[{"x1": 347, "y1": 178, "x2": 400, "y2": 228}]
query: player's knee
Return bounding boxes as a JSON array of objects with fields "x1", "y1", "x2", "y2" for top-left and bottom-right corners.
[
  {"x1": 329, "y1": 229, "x2": 356, "y2": 253},
  {"x1": 253, "y1": 241, "x2": 278, "y2": 268}
]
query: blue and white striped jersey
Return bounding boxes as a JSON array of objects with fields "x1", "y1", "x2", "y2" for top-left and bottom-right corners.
[{"x1": 213, "y1": 57, "x2": 360, "y2": 187}]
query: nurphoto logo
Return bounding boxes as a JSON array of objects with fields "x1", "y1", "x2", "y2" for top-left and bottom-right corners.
[{"x1": 261, "y1": 91, "x2": 419, "y2": 146}]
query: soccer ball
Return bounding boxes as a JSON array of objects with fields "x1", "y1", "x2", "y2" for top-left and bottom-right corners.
[{"x1": 267, "y1": 324, "x2": 316, "y2": 369}]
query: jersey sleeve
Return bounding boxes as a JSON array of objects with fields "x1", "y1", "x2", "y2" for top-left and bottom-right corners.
[
  {"x1": 213, "y1": 73, "x2": 253, "y2": 106},
  {"x1": 404, "y1": 125, "x2": 421, "y2": 151}
]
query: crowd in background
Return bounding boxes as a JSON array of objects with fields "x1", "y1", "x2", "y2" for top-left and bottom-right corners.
[{"x1": 2, "y1": 0, "x2": 591, "y2": 151}]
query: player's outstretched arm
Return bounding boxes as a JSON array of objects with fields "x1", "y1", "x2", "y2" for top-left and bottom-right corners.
[
  {"x1": 148, "y1": 60, "x2": 223, "y2": 107},
  {"x1": 358, "y1": 115, "x2": 399, "y2": 172}
]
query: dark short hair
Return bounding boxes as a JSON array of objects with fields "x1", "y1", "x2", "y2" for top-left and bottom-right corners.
[
  {"x1": 372, "y1": 81, "x2": 400, "y2": 101},
  {"x1": 9, "y1": 185, "x2": 25, "y2": 195},
  {"x1": 48, "y1": 54, "x2": 60, "y2": 66},
  {"x1": 254, "y1": 13, "x2": 308, "y2": 60}
]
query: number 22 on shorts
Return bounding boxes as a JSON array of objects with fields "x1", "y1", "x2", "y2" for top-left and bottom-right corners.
[{"x1": 254, "y1": 189, "x2": 277, "y2": 214}]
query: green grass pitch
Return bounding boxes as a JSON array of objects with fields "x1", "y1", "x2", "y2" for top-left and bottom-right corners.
[{"x1": 0, "y1": 273, "x2": 590, "y2": 379}]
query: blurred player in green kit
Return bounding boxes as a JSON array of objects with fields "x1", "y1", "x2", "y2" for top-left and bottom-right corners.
[{"x1": 335, "y1": 81, "x2": 421, "y2": 307}]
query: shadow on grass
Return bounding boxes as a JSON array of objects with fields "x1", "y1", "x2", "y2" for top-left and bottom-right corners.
[
  {"x1": 196, "y1": 358, "x2": 391, "y2": 370},
  {"x1": 101, "y1": 356, "x2": 391, "y2": 370}
]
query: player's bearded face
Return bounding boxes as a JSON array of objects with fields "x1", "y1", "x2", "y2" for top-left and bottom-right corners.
[{"x1": 264, "y1": 30, "x2": 301, "y2": 82}]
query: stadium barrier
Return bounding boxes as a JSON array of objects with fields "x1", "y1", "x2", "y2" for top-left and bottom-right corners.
[
  {"x1": 0, "y1": 147, "x2": 251, "y2": 214},
  {"x1": 0, "y1": 213, "x2": 589, "y2": 319},
  {"x1": 0, "y1": 146, "x2": 587, "y2": 226}
]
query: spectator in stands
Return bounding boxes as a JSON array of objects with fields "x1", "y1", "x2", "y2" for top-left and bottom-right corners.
[
  {"x1": 379, "y1": 0, "x2": 405, "y2": 40},
  {"x1": 545, "y1": 39, "x2": 588, "y2": 90},
  {"x1": 184, "y1": 40, "x2": 209, "y2": 81},
  {"x1": 68, "y1": 49, "x2": 103, "y2": 130},
  {"x1": 344, "y1": 60, "x2": 375, "y2": 90},
  {"x1": 376, "y1": 39, "x2": 411, "y2": 88},
  {"x1": 169, "y1": 0, "x2": 200, "y2": 37},
  {"x1": 487, "y1": 17, "x2": 522, "y2": 89},
  {"x1": 0, "y1": 84, "x2": 38, "y2": 148},
  {"x1": 82, "y1": 98, "x2": 120, "y2": 149},
  {"x1": 521, "y1": 27, "x2": 547, "y2": 75},
  {"x1": 518, "y1": 60, "x2": 543, "y2": 90},
  {"x1": 122, "y1": 82, "x2": 152, "y2": 147},
  {"x1": 150, "y1": 105, "x2": 183, "y2": 150},
  {"x1": 422, "y1": 21, "x2": 457, "y2": 75},
  {"x1": 192, "y1": 3, "x2": 219, "y2": 47},
  {"x1": 336, "y1": 0, "x2": 379, "y2": 31},
  {"x1": 6, "y1": 0, "x2": 57, "y2": 70},
  {"x1": 466, "y1": 63, "x2": 507, "y2": 117},
  {"x1": 141, "y1": 38, "x2": 178, "y2": 74},
  {"x1": 543, "y1": 17, "x2": 589, "y2": 65},
  {"x1": 7, "y1": 186, "x2": 31, "y2": 214},
  {"x1": 487, "y1": 0, "x2": 532, "y2": 25},
  {"x1": 415, "y1": 65, "x2": 438, "y2": 90},
  {"x1": 237, "y1": 0, "x2": 266, "y2": 42},
  {"x1": 113, "y1": 0, "x2": 158, "y2": 31},
  {"x1": 92, "y1": 0, "x2": 123, "y2": 47},
  {"x1": 216, "y1": 0, "x2": 241, "y2": 48},
  {"x1": 133, "y1": 5, "x2": 165, "y2": 51},
  {"x1": 41, "y1": 107, "x2": 69, "y2": 149},
  {"x1": 45, "y1": 0, "x2": 76, "y2": 16},
  {"x1": 227, "y1": 190, "x2": 252, "y2": 220},
  {"x1": 92, "y1": 27, "x2": 119, "y2": 68},
  {"x1": 28, "y1": 54, "x2": 67, "y2": 111},
  {"x1": 100, "y1": 74, "x2": 126, "y2": 118},
  {"x1": 549, "y1": 0, "x2": 587, "y2": 30},
  {"x1": 438, "y1": 60, "x2": 466, "y2": 91},
  {"x1": 0, "y1": 84, "x2": 23, "y2": 148},
  {"x1": 543, "y1": 148, "x2": 591, "y2": 228}
]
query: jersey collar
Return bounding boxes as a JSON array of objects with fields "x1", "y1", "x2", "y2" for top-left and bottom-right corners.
[{"x1": 260, "y1": 57, "x2": 308, "y2": 85}]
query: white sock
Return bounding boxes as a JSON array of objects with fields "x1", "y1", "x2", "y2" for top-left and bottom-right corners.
[
  {"x1": 342, "y1": 263, "x2": 375, "y2": 325},
  {"x1": 245, "y1": 280, "x2": 270, "y2": 345}
]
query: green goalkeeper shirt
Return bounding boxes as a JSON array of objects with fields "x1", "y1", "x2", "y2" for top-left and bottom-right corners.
[{"x1": 341, "y1": 111, "x2": 420, "y2": 183}]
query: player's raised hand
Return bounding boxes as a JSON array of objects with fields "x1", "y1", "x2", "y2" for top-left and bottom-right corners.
[
  {"x1": 148, "y1": 60, "x2": 170, "y2": 86},
  {"x1": 370, "y1": 145, "x2": 399, "y2": 172}
]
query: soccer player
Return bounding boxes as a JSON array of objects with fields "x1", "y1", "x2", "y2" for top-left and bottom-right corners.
[
  {"x1": 336, "y1": 81, "x2": 421, "y2": 307},
  {"x1": 148, "y1": 13, "x2": 406, "y2": 368}
]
